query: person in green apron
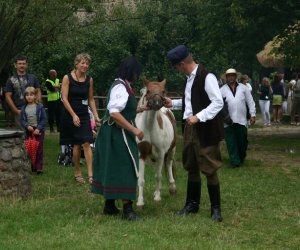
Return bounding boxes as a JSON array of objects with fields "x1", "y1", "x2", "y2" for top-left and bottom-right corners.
[{"x1": 92, "y1": 57, "x2": 144, "y2": 221}]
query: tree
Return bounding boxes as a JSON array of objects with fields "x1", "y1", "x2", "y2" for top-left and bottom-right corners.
[
  {"x1": 0, "y1": 0, "x2": 99, "y2": 82},
  {"x1": 275, "y1": 21, "x2": 300, "y2": 69}
]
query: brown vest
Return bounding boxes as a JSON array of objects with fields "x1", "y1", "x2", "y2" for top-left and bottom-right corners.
[{"x1": 182, "y1": 65, "x2": 224, "y2": 147}]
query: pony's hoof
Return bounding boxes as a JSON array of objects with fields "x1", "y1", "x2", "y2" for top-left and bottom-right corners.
[
  {"x1": 154, "y1": 197, "x2": 161, "y2": 202},
  {"x1": 136, "y1": 204, "x2": 144, "y2": 209},
  {"x1": 169, "y1": 189, "x2": 177, "y2": 196}
]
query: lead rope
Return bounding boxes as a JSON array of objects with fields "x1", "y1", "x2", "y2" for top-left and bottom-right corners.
[{"x1": 121, "y1": 128, "x2": 139, "y2": 178}]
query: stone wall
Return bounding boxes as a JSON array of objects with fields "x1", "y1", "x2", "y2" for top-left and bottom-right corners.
[{"x1": 0, "y1": 130, "x2": 31, "y2": 198}]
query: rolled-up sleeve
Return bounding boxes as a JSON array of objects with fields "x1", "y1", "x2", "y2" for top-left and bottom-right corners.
[
  {"x1": 196, "y1": 73, "x2": 224, "y2": 122},
  {"x1": 107, "y1": 84, "x2": 129, "y2": 113},
  {"x1": 171, "y1": 99, "x2": 182, "y2": 110}
]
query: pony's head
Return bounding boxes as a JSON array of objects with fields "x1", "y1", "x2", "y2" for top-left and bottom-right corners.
[{"x1": 143, "y1": 79, "x2": 166, "y2": 111}]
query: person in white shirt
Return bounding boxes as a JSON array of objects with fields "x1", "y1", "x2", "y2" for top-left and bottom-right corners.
[
  {"x1": 164, "y1": 45, "x2": 224, "y2": 222},
  {"x1": 221, "y1": 68, "x2": 256, "y2": 168},
  {"x1": 240, "y1": 74, "x2": 252, "y2": 92},
  {"x1": 91, "y1": 56, "x2": 144, "y2": 221}
]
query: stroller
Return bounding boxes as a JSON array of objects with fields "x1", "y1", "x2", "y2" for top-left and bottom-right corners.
[{"x1": 57, "y1": 145, "x2": 73, "y2": 166}]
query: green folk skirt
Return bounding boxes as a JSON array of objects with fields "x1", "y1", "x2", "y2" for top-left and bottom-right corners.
[{"x1": 91, "y1": 122, "x2": 139, "y2": 200}]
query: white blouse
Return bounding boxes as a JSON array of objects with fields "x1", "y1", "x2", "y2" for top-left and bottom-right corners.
[{"x1": 107, "y1": 79, "x2": 130, "y2": 113}]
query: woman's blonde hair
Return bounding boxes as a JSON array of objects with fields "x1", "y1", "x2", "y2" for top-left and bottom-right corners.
[
  {"x1": 240, "y1": 74, "x2": 249, "y2": 83},
  {"x1": 24, "y1": 86, "x2": 37, "y2": 103},
  {"x1": 74, "y1": 53, "x2": 91, "y2": 67},
  {"x1": 262, "y1": 77, "x2": 270, "y2": 86}
]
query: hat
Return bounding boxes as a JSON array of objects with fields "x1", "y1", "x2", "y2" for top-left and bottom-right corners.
[
  {"x1": 225, "y1": 68, "x2": 237, "y2": 75},
  {"x1": 167, "y1": 45, "x2": 189, "y2": 65},
  {"x1": 290, "y1": 80, "x2": 296, "y2": 85}
]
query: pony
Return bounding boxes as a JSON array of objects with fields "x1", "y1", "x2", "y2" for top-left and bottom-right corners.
[{"x1": 135, "y1": 79, "x2": 177, "y2": 207}]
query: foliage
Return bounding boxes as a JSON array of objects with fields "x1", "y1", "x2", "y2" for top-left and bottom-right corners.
[
  {"x1": 1, "y1": 0, "x2": 300, "y2": 94},
  {"x1": 275, "y1": 21, "x2": 300, "y2": 69},
  {"x1": 0, "y1": 0, "x2": 101, "y2": 82}
]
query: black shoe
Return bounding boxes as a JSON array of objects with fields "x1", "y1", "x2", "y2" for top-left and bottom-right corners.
[
  {"x1": 211, "y1": 206, "x2": 223, "y2": 222},
  {"x1": 176, "y1": 201, "x2": 199, "y2": 216},
  {"x1": 103, "y1": 200, "x2": 120, "y2": 215},
  {"x1": 207, "y1": 184, "x2": 223, "y2": 222},
  {"x1": 122, "y1": 202, "x2": 139, "y2": 221}
]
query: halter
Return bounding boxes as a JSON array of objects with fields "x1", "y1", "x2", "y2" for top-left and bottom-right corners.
[{"x1": 145, "y1": 92, "x2": 166, "y2": 111}]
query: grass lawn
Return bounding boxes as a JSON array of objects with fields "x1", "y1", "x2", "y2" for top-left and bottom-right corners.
[{"x1": 0, "y1": 125, "x2": 300, "y2": 250}]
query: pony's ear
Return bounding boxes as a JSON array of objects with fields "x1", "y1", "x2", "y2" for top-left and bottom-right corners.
[
  {"x1": 160, "y1": 79, "x2": 166, "y2": 87},
  {"x1": 144, "y1": 78, "x2": 150, "y2": 87}
]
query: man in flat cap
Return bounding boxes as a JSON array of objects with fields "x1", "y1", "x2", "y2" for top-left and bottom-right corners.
[
  {"x1": 164, "y1": 45, "x2": 224, "y2": 221},
  {"x1": 220, "y1": 68, "x2": 256, "y2": 168}
]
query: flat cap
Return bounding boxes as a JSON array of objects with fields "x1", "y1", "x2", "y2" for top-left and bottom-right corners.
[{"x1": 167, "y1": 45, "x2": 189, "y2": 65}]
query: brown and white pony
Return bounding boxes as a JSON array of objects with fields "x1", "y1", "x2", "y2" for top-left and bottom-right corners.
[{"x1": 135, "y1": 79, "x2": 176, "y2": 207}]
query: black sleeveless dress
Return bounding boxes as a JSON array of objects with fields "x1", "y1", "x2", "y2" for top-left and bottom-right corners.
[{"x1": 60, "y1": 73, "x2": 93, "y2": 145}]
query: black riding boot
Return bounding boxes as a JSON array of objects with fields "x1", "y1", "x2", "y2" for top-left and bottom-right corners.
[
  {"x1": 122, "y1": 201, "x2": 139, "y2": 221},
  {"x1": 176, "y1": 180, "x2": 201, "y2": 216},
  {"x1": 207, "y1": 184, "x2": 223, "y2": 222},
  {"x1": 103, "y1": 199, "x2": 120, "y2": 215}
]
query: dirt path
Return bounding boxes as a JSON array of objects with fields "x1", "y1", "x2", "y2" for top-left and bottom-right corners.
[
  {"x1": 249, "y1": 123, "x2": 300, "y2": 137},
  {"x1": 246, "y1": 124, "x2": 300, "y2": 172}
]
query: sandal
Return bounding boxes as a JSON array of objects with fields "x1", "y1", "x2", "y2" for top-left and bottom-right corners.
[
  {"x1": 88, "y1": 176, "x2": 93, "y2": 185},
  {"x1": 74, "y1": 175, "x2": 85, "y2": 184}
]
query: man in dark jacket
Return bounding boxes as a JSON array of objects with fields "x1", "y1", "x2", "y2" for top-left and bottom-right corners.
[
  {"x1": 164, "y1": 45, "x2": 224, "y2": 221},
  {"x1": 4, "y1": 55, "x2": 41, "y2": 129}
]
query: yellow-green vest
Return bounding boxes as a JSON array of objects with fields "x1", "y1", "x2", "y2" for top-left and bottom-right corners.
[{"x1": 46, "y1": 78, "x2": 60, "y2": 101}]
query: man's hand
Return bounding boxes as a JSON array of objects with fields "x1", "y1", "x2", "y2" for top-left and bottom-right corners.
[
  {"x1": 186, "y1": 115, "x2": 199, "y2": 125},
  {"x1": 250, "y1": 116, "x2": 256, "y2": 125},
  {"x1": 164, "y1": 97, "x2": 172, "y2": 108}
]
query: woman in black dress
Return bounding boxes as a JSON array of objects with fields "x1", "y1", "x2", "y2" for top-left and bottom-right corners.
[{"x1": 60, "y1": 53, "x2": 100, "y2": 184}]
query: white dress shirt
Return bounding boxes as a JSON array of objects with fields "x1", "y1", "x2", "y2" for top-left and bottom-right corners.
[
  {"x1": 107, "y1": 79, "x2": 129, "y2": 113},
  {"x1": 220, "y1": 83, "x2": 256, "y2": 127},
  {"x1": 172, "y1": 65, "x2": 223, "y2": 122}
]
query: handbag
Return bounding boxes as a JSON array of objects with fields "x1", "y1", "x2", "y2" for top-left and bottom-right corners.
[{"x1": 24, "y1": 133, "x2": 40, "y2": 165}]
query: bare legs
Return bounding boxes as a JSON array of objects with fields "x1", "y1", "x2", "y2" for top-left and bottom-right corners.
[
  {"x1": 272, "y1": 105, "x2": 282, "y2": 123},
  {"x1": 73, "y1": 143, "x2": 93, "y2": 183},
  {"x1": 82, "y1": 143, "x2": 93, "y2": 182}
]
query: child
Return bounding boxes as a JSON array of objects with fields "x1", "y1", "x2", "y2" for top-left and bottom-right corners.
[{"x1": 20, "y1": 87, "x2": 47, "y2": 174}]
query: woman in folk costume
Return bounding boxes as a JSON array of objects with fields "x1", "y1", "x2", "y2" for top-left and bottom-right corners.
[{"x1": 92, "y1": 56, "x2": 144, "y2": 221}]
